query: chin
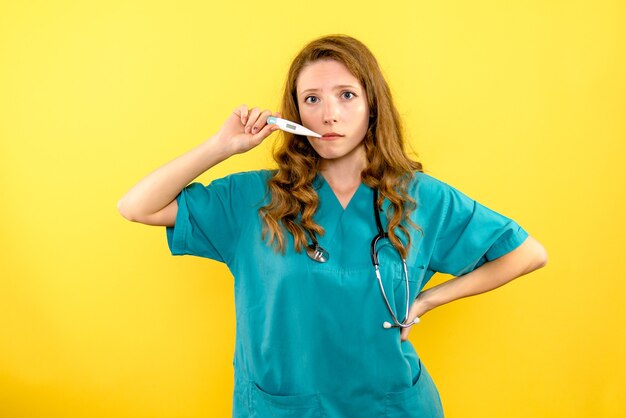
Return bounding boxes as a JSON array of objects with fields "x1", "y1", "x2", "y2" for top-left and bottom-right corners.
[
  {"x1": 317, "y1": 153, "x2": 342, "y2": 160},
  {"x1": 311, "y1": 149, "x2": 336, "y2": 160},
  {"x1": 315, "y1": 149, "x2": 354, "y2": 162},
  {"x1": 307, "y1": 143, "x2": 341, "y2": 160},
  {"x1": 308, "y1": 138, "x2": 366, "y2": 162}
]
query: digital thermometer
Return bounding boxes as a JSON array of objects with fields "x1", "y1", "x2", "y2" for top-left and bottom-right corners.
[{"x1": 267, "y1": 116, "x2": 322, "y2": 138}]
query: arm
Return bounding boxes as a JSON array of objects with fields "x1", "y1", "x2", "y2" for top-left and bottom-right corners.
[
  {"x1": 117, "y1": 106, "x2": 280, "y2": 226},
  {"x1": 400, "y1": 235, "x2": 547, "y2": 341}
]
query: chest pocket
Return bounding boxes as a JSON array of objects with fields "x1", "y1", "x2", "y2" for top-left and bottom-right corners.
[{"x1": 375, "y1": 241, "x2": 426, "y2": 304}]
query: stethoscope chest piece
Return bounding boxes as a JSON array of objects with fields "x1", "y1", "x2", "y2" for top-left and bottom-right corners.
[{"x1": 306, "y1": 244, "x2": 329, "y2": 263}]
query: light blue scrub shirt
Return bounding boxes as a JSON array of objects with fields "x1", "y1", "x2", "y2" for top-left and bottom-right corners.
[{"x1": 166, "y1": 170, "x2": 529, "y2": 418}]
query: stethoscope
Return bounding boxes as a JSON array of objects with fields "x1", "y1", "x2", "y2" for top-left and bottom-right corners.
[{"x1": 306, "y1": 189, "x2": 420, "y2": 329}]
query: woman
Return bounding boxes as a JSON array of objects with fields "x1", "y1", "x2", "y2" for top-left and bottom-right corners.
[{"x1": 118, "y1": 34, "x2": 547, "y2": 418}]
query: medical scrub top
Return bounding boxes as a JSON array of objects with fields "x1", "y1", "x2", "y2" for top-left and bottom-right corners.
[{"x1": 165, "y1": 170, "x2": 528, "y2": 418}]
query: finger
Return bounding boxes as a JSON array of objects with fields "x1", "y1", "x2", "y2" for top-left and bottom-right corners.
[
  {"x1": 269, "y1": 111, "x2": 281, "y2": 124},
  {"x1": 400, "y1": 312, "x2": 421, "y2": 341},
  {"x1": 253, "y1": 122, "x2": 279, "y2": 143},
  {"x1": 235, "y1": 104, "x2": 249, "y2": 125},
  {"x1": 406, "y1": 296, "x2": 425, "y2": 323},
  {"x1": 245, "y1": 107, "x2": 262, "y2": 134},
  {"x1": 251, "y1": 110, "x2": 273, "y2": 134},
  {"x1": 400, "y1": 325, "x2": 412, "y2": 341}
]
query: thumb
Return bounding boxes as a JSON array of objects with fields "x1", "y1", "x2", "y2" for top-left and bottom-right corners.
[
  {"x1": 400, "y1": 301, "x2": 423, "y2": 341},
  {"x1": 400, "y1": 324, "x2": 412, "y2": 341}
]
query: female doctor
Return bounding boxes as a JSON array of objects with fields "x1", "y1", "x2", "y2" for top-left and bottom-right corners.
[{"x1": 118, "y1": 34, "x2": 548, "y2": 417}]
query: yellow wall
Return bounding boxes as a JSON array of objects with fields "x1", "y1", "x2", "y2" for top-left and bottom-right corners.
[{"x1": 1, "y1": 1, "x2": 624, "y2": 417}]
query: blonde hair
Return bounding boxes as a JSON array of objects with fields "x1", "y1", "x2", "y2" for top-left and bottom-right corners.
[{"x1": 260, "y1": 34, "x2": 423, "y2": 259}]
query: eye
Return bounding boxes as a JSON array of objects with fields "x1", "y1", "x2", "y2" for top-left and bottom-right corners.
[
  {"x1": 304, "y1": 96, "x2": 318, "y2": 104},
  {"x1": 342, "y1": 91, "x2": 356, "y2": 100}
]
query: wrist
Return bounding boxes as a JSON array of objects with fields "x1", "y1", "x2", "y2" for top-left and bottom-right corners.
[
  {"x1": 188, "y1": 135, "x2": 232, "y2": 175},
  {"x1": 204, "y1": 133, "x2": 236, "y2": 160},
  {"x1": 416, "y1": 287, "x2": 439, "y2": 314}
]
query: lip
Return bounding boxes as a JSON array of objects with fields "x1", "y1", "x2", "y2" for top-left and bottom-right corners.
[{"x1": 321, "y1": 132, "x2": 344, "y2": 140}]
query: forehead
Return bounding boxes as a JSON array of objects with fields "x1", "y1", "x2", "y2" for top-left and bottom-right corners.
[{"x1": 296, "y1": 59, "x2": 362, "y2": 92}]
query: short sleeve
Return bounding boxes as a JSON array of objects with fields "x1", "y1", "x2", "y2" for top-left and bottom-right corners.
[
  {"x1": 165, "y1": 175, "x2": 245, "y2": 264},
  {"x1": 428, "y1": 182, "x2": 529, "y2": 276}
]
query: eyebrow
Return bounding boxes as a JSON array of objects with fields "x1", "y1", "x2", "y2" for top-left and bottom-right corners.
[{"x1": 299, "y1": 85, "x2": 359, "y2": 96}]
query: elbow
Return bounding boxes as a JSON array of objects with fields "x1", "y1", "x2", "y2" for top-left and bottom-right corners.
[
  {"x1": 535, "y1": 249, "x2": 548, "y2": 270},
  {"x1": 514, "y1": 236, "x2": 548, "y2": 273},
  {"x1": 531, "y1": 240, "x2": 548, "y2": 271},
  {"x1": 117, "y1": 198, "x2": 137, "y2": 222}
]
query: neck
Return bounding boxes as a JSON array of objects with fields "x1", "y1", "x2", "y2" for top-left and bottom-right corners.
[{"x1": 319, "y1": 145, "x2": 367, "y2": 189}]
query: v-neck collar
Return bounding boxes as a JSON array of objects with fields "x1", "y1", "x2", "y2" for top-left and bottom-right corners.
[
  {"x1": 314, "y1": 173, "x2": 369, "y2": 212},
  {"x1": 310, "y1": 174, "x2": 374, "y2": 265}
]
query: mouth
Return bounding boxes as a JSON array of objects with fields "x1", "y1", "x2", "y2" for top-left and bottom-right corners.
[{"x1": 320, "y1": 132, "x2": 345, "y2": 140}]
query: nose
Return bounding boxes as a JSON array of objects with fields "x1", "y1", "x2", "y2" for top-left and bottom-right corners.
[{"x1": 322, "y1": 98, "x2": 339, "y2": 125}]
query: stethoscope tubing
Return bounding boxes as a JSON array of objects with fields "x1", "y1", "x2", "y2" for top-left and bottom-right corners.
[
  {"x1": 371, "y1": 189, "x2": 414, "y2": 329},
  {"x1": 305, "y1": 187, "x2": 419, "y2": 329}
]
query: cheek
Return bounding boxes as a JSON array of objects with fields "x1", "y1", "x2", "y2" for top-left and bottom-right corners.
[
  {"x1": 352, "y1": 102, "x2": 368, "y2": 119},
  {"x1": 299, "y1": 110, "x2": 315, "y2": 126},
  {"x1": 355, "y1": 104, "x2": 369, "y2": 130}
]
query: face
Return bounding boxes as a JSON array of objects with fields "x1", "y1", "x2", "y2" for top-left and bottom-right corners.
[{"x1": 295, "y1": 59, "x2": 370, "y2": 165}]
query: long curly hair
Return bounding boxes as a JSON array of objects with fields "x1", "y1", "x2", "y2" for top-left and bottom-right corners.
[{"x1": 259, "y1": 34, "x2": 423, "y2": 259}]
